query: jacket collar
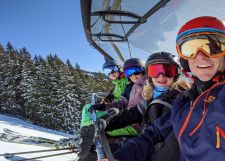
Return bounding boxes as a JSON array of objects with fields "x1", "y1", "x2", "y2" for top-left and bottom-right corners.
[{"x1": 184, "y1": 72, "x2": 225, "y2": 101}]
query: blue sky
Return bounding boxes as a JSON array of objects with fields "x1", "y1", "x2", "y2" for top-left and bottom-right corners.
[{"x1": 0, "y1": 0, "x2": 105, "y2": 72}]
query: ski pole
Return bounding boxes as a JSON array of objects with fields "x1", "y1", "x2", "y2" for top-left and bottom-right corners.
[
  {"x1": 92, "y1": 112, "x2": 114, "y2": 161},
  {"x1": 91, "y1": 93, "x2": 107, "y2": 160},
  {"x1": 0, "y1": 147, "x2": 77, "y2": 156},
  {"x1": 16, "y1": 151, "x2": 76, "y2": 161}
]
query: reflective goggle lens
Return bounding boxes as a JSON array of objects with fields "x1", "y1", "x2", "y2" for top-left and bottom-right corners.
[
  {"x1": 148, "y1": 63, "x2": 177, "y2": 78},
  {"x1": 124, "y1": 66, "x2": 143, "y2": 77},
  {"x1": 103, "y1": 66, "x2": 119, "y2": 76},
  {"x1": 177, "y1": 32, "x2": 225, "y2": 60}
]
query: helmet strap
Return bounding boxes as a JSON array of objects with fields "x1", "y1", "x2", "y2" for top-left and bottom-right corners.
[
  {"x1": 182, "y1": 69, "x2": 195, "y2": 82},
  {"x1": 119, "y1": 72, "x2": 125, "y2": 79}
]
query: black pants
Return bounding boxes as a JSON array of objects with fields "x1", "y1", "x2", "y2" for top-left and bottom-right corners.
[
  {"x1": 77, "y1": 150, "x2": 97, "y2": 161},
  {"x1": 150, "y1": 134, "x2": 180, "y2": 161},
  {"x1": 77, "y1": 141, "x2": 121, "y2": 161}
]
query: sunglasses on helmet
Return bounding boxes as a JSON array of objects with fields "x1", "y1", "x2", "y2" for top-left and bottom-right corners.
[
  {"x1": 148, "y1": 63, "x2": 178, "y2": 78},
  {"x1": 176, "y1": 32, "x2": 225, "y2": 60},
  {"x1": 124, "y1": 66, "x2": 143, "y2": 78},
  {"x1": 103, "y1": 66, "x2": 119, "y2": 76}
]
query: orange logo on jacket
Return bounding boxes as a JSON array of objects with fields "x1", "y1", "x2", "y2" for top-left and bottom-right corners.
[{"x1": 206, "y1": 96, "x2": 216, "y2": 103}]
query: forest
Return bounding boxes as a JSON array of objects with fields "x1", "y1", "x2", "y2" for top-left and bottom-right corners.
[{"x1": 0, "y1": 42, "x2": 113, "y2": 134}]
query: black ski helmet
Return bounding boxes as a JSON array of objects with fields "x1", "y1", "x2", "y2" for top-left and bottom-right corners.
[
  {"x1": 102, "y1": 60, "x2": 121, "y2": 72},
  {"x1": 145, "y1": 52, "x2": 181, "y2": 79},
  {"x1": 123, "y1": 58, "x2": 145, "y2": 70}
]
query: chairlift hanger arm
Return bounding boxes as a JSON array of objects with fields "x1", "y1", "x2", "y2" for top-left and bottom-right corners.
[
  {"x1": 81, "y1": 0, "x2": 171, "y2": 62},
  {"x1": 92, "y1": 33, "x2": 124, "y2": 42},
  {"x1": 124, "y1": 0, "x2": 171, "y2": 41},
  {"x1": 92, "y1": 0, "x2": 171, "y2": 42},
  {"x1": 81, "y1": 0, "x2": 114, "y2": 61},
  {"x1": 91, "y1": 10, "x2": 144, "y2": 24}
]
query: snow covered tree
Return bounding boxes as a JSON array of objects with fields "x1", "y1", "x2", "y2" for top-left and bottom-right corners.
[
  {"x1": 20, "y1": 49, "x2": 36, "y2": 120},
  {"x1": 0, "y1": 44, "x2": 24, "y2": 116},
  {"x1": 31, "y1": 56, "x2": 50, "y2": 125}
]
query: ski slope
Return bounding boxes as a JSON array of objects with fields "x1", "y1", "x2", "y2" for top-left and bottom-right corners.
[{"x1": 0, "y1": 114, "x2": 78, "y2": 161}]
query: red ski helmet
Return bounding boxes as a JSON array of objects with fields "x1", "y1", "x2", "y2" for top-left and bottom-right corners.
[{"x1": 176, "y1": 16, "x2": 225, "y2": 72}]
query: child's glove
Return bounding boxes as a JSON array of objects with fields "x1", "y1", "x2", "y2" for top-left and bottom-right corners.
[{"x1": 89, "y1": 103, "x2": 106, "y2": 112}]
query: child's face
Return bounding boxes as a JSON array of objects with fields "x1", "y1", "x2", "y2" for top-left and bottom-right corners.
[
  {"x1": 129, "y1": 73, "x2": 142, "y2": 83},
  {"x1": 109, "y1": 71, "x2": 120, "y2": 80},
  {"x1": 188, "y1": 51, "x2": 225, "y2": 81},
  {"x1": 151, "y1": 74, "x2": 174, "y2": 87}
]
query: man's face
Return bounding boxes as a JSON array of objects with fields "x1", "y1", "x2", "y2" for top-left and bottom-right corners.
[{"x1": 188, "y1": 51, "x2": 225, "y2": 81}]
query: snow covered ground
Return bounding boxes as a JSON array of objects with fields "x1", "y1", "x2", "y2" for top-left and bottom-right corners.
[{"x1": 0, "y1": 114, "x2": 78, "y2": 161}]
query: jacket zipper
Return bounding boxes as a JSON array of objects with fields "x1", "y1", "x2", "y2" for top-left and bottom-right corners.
[{"x1": 216, "y1": 126, "x2": 225, "y2": 149}]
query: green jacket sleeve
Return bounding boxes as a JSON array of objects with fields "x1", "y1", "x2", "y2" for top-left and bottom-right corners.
[
  {"x1": 80, "y1": 103, "x2": 107, "y2": 127},
  {"x1": 112, "y1": 77, "x2": 129, "y2": 101}
]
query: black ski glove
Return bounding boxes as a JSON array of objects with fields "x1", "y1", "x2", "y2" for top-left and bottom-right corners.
[
  {"x1": 105, "y1": 94, "x2": 114, "y2": 103},
  {"x1": 89, "y1": 103, "x2": 106, "y2": 112}
]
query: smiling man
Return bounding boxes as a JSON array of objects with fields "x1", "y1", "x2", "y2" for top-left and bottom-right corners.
[
  {"x1": 175, "y1": 17, "x2": 225, "y2": 161},
  {"x1": 113, "y1": 16, "x2": 225, "y2": 161}
]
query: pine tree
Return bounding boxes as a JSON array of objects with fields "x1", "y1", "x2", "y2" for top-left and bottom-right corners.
[
  {"x1": 32, "y1": 56, "x2": 50, "y2": 125},
  {"x1": 6, "y1": 42, "x2": 14, "y2": 53},
  {"x1": 0, "y1": 43, "x2": 4, "y2": 55},
  {"x1": 57, "y1": 61, "x2": 81, "y2": 132},
  {"x1": 0, "y1": 44, "x2": 24, "y2": 116},
  {"x1": 20, "y1": 49, "x2": 36, "y2": 120}
]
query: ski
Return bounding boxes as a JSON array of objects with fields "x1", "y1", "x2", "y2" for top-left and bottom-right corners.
[
  {"x1": 0, "y1": 132, "x2": 58, "y2": 147},
  {"x1": 3, "y1": 128, "x2": 25, "y2": 135},
  {"x1": 0, "y1": 130, "x2": 81, "y2": 149},
  {"x1": 2, "y1": 128, "x2": 59, "y2": 145}
]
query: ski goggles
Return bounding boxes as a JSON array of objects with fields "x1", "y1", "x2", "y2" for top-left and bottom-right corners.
[
  {"x1": 147, "y1": 63, "x2": 178, "y2": 78},
  {"x1": 103, "y1": 66, "x2": 119, "y2": 76},
  {"x1": 176, "y1": 32, "x2": 225, "y2": 60},
  {"x1": 124, "y1": 66, "x2": 143, "y2": 77}
]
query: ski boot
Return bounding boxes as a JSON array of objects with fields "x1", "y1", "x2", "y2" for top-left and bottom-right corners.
[{"x1": 77, "y1": 124, "x2": 95, "y2": 158}]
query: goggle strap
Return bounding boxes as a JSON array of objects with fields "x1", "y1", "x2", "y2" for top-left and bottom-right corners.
[{"x1": 176, "y1": 28, "x2": 225, "y2": 42}]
